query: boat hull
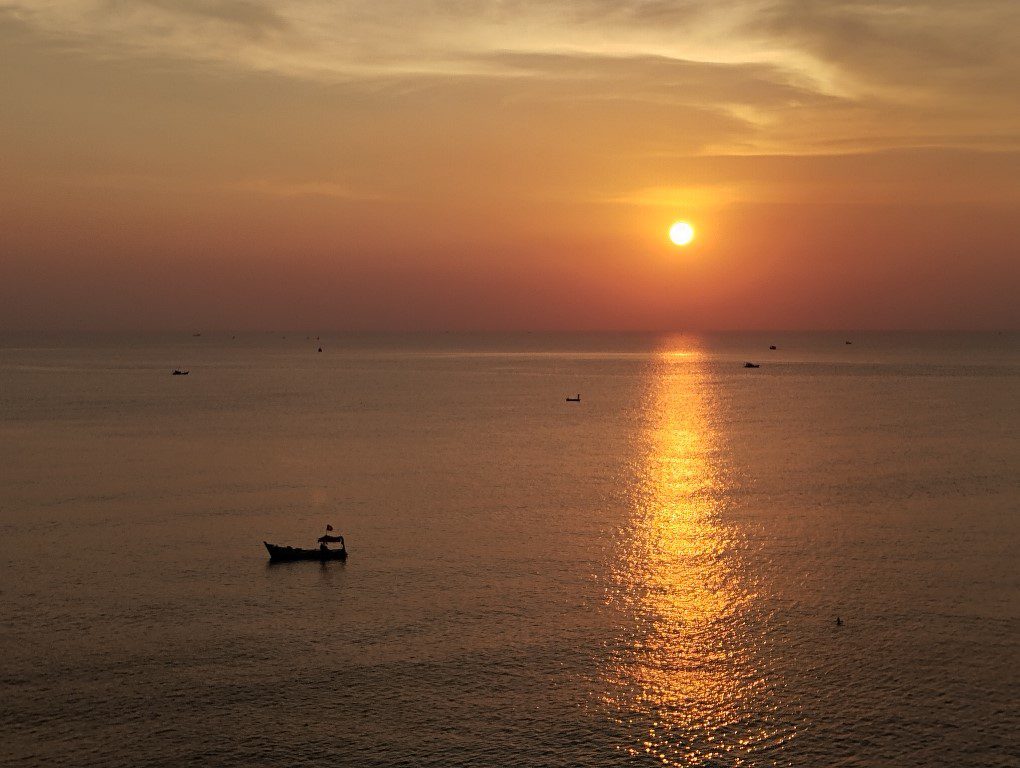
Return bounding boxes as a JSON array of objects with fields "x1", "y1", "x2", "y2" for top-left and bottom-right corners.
[{"x1": 264, "y1": 541, "x2": 348, "y2": 562}]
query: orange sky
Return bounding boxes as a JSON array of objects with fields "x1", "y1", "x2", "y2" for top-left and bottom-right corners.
[{"x1": 1, "y1": 1, "x2": 1018, "y2": 330}]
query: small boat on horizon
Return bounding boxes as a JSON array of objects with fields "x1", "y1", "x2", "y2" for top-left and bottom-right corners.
[
  {"x1": 264, "y1": 542, "x2": 348, "y2": 562},
  {"x1": 566, "y1": 394, "x2": 581, "y2": 402},
  {"x1": 172, "y1": 369, "x2": 189, "y2": 375},
  {"x1": 265, "y1": 527, "x2": 347, "y2": 562},
  {"x1": 744, "y1": 362, "x2": 760, "y2": 368}
]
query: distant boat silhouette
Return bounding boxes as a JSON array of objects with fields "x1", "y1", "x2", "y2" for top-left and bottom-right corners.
[
  {"x1": 566, "y1": 394, "x2": 581, "y2": 402},
  {"x1": 769, "y1": 345, "x2": 777, "y2": 350},
  {"x1": 172, "y1": 369, "x2": 189, "y2": 375},
  {"x1": 265, "y1": 528, "x2": 347, "y2": 562},
  {"x1": 192, "y1": 331, "x2": 201, "y2": 337},
  {"x1": 264, "y1": 542, "x2": 347, "y2": 562},
  {"x1": 743, "y1": 362, "x2": 760, "y2": 368},
  {"x1": 845, "y1": 340, "x2": 853, "y2": 345}
]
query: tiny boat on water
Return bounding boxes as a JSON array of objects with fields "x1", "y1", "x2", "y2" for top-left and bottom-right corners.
[
  {"x1": 743, "y1": 362, "x2": 760, "y2": 368},
  {"x1": 172, "y1": 369, "x2": 189, "y2": 375},
  {"x1": 566, "y1": 394, "x2": 581, "y2": 402},
  {"x1": 264, "y1": 541, "x2": 347, "y2": 562},
  {"x1": 265, "y1": 528, "x2": 347, "y2": 562}
]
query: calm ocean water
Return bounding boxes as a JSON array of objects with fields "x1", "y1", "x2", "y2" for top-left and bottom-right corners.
[{"x1": 1, "y1": 332, "x2": 1017, "y2": 767}]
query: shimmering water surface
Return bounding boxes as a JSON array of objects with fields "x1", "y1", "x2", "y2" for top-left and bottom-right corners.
[{"x1": 1, "y1": 332, "x2": 1017, "y2": 767}]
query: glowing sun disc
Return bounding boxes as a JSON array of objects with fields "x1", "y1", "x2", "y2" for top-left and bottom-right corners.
[{"x1": 669, "y1": 221, "x2": 695, "y2": 246}]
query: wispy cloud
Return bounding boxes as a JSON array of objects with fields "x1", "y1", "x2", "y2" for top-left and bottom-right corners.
[
  {"x1": 5, "y1": 0, "x2": 1016, "y2": 157},
  {"x1": 107, "y1": 0, "x2": 289, "y2": 36}
]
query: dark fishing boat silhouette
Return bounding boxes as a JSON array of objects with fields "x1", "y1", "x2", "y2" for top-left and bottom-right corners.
[
  {"x1": 264, "y1": 528, "x2": 347, "y2": 562},
  {"x1": 566, "y1": 394, "x2": 581, "y2": 402},
  {"x1": 172, "y1": 369, "x2": 189, "y2": 375},
  {"x1": 743, "y1": 362, "x2": 760, "y2": 368}
]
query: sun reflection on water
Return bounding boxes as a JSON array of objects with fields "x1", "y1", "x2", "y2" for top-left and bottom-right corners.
[{"x1": 601, "y1": 337, "x2": 786, "y2": 765}]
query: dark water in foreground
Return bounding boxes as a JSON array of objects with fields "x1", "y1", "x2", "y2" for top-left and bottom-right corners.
[{"x1": 1, "y1": 332, "x2": 1017, "y2": 767}]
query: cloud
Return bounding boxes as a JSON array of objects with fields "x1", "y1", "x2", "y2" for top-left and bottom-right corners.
[
  {"x1": 3, "y1": 0, "x2": 1019, "y2": 208},
  {"x1": 630, "y1": 147, "x2": 1020, "y2": 204},
  {"x1": 747, "y1": 0, "x2": 1020, "y2": 99},
  {"x1": 110, "y1": 0, "x2": 290, "y2": 37},
  {"x1": 476, "y1": 50, "x2": 834, "y2": 109},
  {"x1": 4, "y1": 0, "x2": 1016, "y2": 160}
]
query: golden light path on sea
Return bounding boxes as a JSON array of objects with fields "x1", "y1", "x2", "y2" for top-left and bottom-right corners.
[{"x1": 600, "y1": 337, "x2": 788, "y2": 765}]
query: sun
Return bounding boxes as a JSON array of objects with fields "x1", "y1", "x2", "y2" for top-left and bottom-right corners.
[{"x1": 669, "y1": 221, "x2": 695, "y2": 246}]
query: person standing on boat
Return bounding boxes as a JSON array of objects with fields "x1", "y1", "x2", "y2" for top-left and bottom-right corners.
[{"x1": 318, "y1": 524, "x2": 345, "y2": 553}]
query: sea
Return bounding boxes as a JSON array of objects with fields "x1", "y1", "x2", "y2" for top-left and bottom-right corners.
[{"x1": 1, "y1": 331, "x2": 1017, "y2": 767}]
